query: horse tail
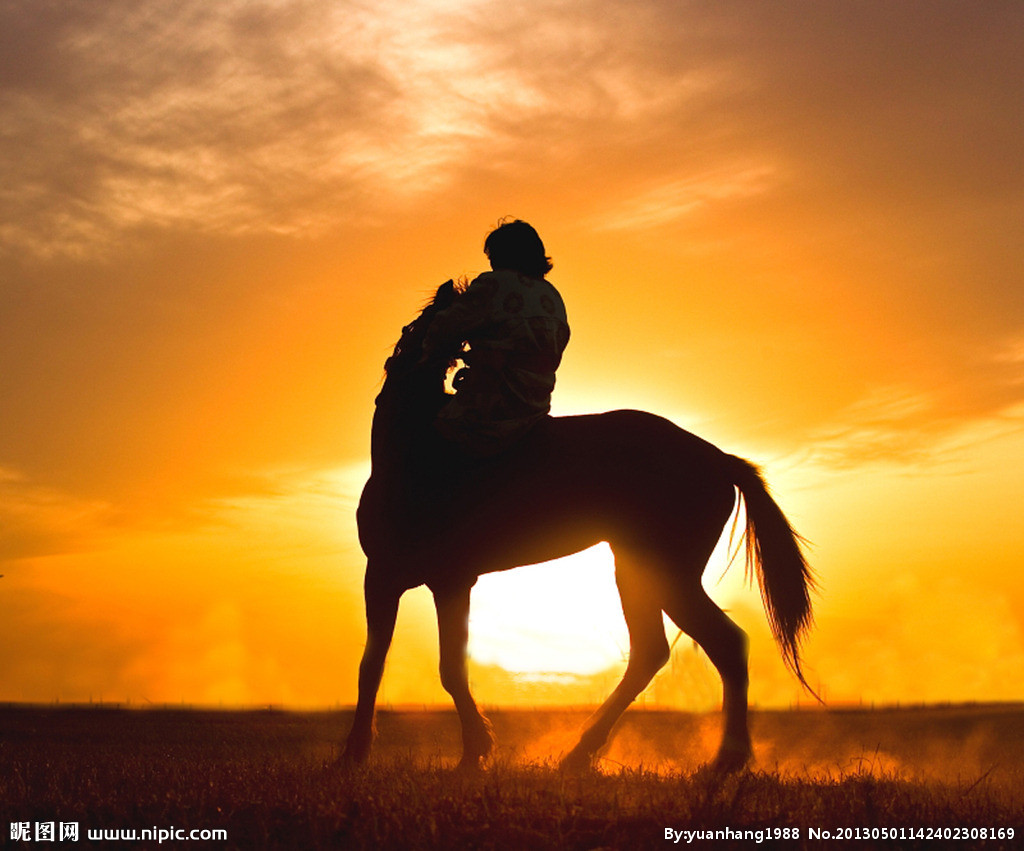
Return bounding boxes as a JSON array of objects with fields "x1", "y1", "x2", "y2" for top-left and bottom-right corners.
[{"x1": 729, "y1": 456, "x2": 819, "y2": 698}]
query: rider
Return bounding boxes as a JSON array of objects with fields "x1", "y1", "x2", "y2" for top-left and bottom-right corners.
[{"x1": 423, "y1": 220, "x2": 570, "y2": 458}]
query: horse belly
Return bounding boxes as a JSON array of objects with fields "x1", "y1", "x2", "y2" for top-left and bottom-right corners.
[{"x1": 448, "y1": 475, "x2": 607, "y2": 573}]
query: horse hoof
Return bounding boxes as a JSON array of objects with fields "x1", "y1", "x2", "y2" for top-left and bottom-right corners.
[
  {"x1": 338, "y1": 738, "x2": 372, "y2": 769},
  {"x1": 456, "y1": 756, "x2": 485, "y2": 774},
  {"x1": 558, "y1": 748, "x2": 595, "y2": 774},
  {"x1": 334, "y1": 754, "x2": 363, "y2": 772},
  {"x1": 328, "y1": 756, "x2": 354, "y2": 773},
  {"x1": 710, "y1": 748, "x2": 751, "y2": 775}
]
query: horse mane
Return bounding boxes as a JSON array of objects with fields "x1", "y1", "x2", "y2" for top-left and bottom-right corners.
[{"x1": 383, "y1": 279, "x2": 462, "y2": 378}]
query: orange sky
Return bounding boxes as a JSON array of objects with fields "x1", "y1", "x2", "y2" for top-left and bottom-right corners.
[{"x1": 2, "y1": 1, "x2": 1023, "y2": 709}]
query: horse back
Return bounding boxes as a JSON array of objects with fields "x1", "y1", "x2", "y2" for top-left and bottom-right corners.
[{"x1": 407, "y1": 410, "x2": 736, "y2": 577}]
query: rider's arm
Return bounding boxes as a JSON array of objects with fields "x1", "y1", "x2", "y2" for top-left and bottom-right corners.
[{"x1": 421, "y1": 273, "x2": 501, "y2": 358}]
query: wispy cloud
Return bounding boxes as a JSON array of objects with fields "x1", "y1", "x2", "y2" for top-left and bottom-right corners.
[
  {"x1": 994, "y1": 337, "x2": 1024, "y2": 369},
  {"x1": 592, "y1": 163, "x2": 780, "y2": 232},
  {"x1": 804, "y1": 380, "x2": 1024, "y2": 472},
  {"x1": 802, "y1": 386, "x2": 946, "y2": 469},
  {"x1": 1, "y1": 0, "x2": 407, "y2": 255},
  {"x1": 0, "y1": 467, "x2": 115, "y2": 563},
  {"x1": 0, "y1": 0, "x2": 746, "y2": 257}
]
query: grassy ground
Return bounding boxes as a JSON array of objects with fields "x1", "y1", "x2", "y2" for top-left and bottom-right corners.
[{"x1": 1, "y1": 705, "x2": 1020, "y2": 849}]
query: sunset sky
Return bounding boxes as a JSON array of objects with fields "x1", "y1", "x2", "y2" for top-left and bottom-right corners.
[{"x1": 3, "y1": 0, "x2": 1023, "y2": 710}]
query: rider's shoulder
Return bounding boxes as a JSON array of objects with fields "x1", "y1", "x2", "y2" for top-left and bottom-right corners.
[
  {"x1": 462, "y1": 270, "x2": 505, "y2": 297},
  {"x1": 469, "y1": 269, "x2": 555, "y2": 292}
]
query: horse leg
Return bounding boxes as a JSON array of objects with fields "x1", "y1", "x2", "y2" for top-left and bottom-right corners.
[
  {"x1": 342, "y1": 568, "x2": 400, "y2": 765},
  {"x1": 433, "y1": 583, "x2": 494, "y2": 770},
  {"x1": 561, "y1": 555, "x2": 670, "y2": 772},
  {"x1": 662, "y1": 585, "x2": 752, "y2": 772}
]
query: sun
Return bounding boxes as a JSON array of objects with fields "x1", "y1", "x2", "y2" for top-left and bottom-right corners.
[
  {"x1": 467, "y1": 543, "x2": 630, "y2": 676},
  {"x1": 466, "y1": 507, "x2": 746, "y2": 678}
]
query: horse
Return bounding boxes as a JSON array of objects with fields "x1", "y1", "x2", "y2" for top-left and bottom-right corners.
[{"x1": 342, "y1": 279, "x2": 816, "y2": 772}]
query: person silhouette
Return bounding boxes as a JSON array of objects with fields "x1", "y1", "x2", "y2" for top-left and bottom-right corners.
[{"x1": 423, "y1": 220, "x2": 570, "y2": 457}]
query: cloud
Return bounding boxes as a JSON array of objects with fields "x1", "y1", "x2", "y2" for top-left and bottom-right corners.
[
  {"x1": 1, "y1": 0, "x2": 407, "y2": 256},
  {"x1": 0, "y1": 467, "x2": 115, "y2": 564},
  {"x1": 799, "y1": 341, "x2": 1024, "y2": 471},
  {"x1": 6, "y1": 0, "x2": 1022, "y2": 286},
  {"x1": 0, "y1": 0, "x2": 659, "y2": 256},
  {"x1": 0, "y1": 0, "x2": 770, "y2": 257},
  {"x1": 798, "y1": 386, "x2": 948, "y2": 470},
  {"x1": 993, "y1": 337, "x2": 1024, "y2": 369},
  {"x1": 591, "y1": 163, "x2": 780, "y2": 232}
]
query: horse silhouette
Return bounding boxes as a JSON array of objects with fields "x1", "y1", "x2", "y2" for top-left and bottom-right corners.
[{"x1": 343, "y1": 280, "x2": 816, "y2": 772}]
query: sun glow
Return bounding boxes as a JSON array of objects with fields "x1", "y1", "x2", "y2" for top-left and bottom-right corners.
[
  {"x1": 468, "y1": 544, "x2": 628, "y2": 675},
  {"x1": 468, "y1": 513, "x2": 746, "y2": 679},
  {"x1": 5, "y1": 0, "x2": 1024, "y2": 710}
]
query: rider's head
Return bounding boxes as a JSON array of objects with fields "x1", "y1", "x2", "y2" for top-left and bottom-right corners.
[{"x1": 484, "y1": 219, "x2": 553, "y2": 279}]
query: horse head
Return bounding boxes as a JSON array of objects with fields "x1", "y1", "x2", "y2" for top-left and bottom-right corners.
[
  {"x1": 382, "y1": 279, "x2": 459, "y2": 383},
  {"x1": 371, "y1": 280, "x2": 462, "y2": 465}
]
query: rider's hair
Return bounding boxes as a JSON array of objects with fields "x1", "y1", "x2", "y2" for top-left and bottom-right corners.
[{"x1": 483, "y1": 219, "x2": 553, "y2": 278}]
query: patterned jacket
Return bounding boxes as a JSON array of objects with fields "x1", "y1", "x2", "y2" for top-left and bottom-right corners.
[{"x1": 423, "y1": 269, "x2": 570, "y2": 455}]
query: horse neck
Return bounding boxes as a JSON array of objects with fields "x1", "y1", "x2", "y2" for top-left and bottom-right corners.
[
  {"x1": 369, "y1": 363, "x2": 445, "y2": 473},
  {"x1": 370, "y1": 291, "x2": 456, "y2": 473}
]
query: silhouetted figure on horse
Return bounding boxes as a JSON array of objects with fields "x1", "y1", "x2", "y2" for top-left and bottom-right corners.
[{"x1": 344, "y1": 220, "x2": 816, "y2": 772}]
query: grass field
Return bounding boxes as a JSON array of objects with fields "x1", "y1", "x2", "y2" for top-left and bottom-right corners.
[{"x1": 1, "y1": 704, "x2": 1021, "y2": 849}]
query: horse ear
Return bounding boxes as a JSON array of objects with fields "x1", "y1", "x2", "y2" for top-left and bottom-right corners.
[{"x1": 434, "y1": 279, "x2": 457, "y2": 309}]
